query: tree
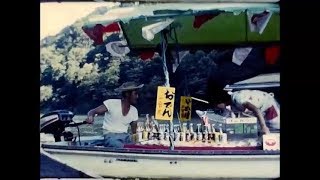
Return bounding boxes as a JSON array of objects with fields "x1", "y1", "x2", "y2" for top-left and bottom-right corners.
[
  {"x1": 40, "y1": 45, "x2": 66, "y2": 80},
  {"x1": 40, "y1": 85, "x2": 53, "y2": 102}
]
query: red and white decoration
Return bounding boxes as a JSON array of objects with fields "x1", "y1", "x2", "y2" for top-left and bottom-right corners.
[{"x1": 247, "y1": 11, "x2": 273, "y2": 34}]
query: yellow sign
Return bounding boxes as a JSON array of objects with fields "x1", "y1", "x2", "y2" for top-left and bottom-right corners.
[
  {"x1": 179, "y1": 96, "x2": 192, "y2": 121},
  {"x1": 155, "y1": 86, "x2": 175, "y2": 121}
]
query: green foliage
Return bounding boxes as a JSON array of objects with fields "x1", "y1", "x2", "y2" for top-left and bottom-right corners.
[
  {"x1": 40, "y1": 20, "x2": 216, "y2": 114},
  {"x1": 40, "y1": 85, "x2": 53, "y2": 102},
  {"x1": 40, "y1": 19, "x2": 168, "y2": 114},
  {"x1": 104, "y1": 57, "x2": 121, "y2": 84},
  {"x1": 40, "y1": 45, "x2": 66, "y2": 80}
]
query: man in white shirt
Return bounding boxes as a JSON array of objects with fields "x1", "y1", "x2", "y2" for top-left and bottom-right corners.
[{"x1": 85, "y1": 82, "x2": 143, "y2": 148}]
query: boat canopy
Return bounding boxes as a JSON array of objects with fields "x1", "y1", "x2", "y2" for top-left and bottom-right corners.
[{"x1": 82, "y1": 2, "x2": 280, "y2": 50}]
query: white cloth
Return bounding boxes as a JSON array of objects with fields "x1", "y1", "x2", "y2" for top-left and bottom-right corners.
[
  {"x1": 247, "y1": 11, "x2": 273, "y2": 34},
  {"x1": 142, "y1": 19, "x2": 174, "y2": 41},
  {"x1": 105, "y1": 40, "x2": 130, "y2": 57},
  {"x1": 102, "y1": 99, "x2": 138, "y2": 134},
  {"x1": 231, "y1": 90, "x2": 280, "y2": 130},
  {"x1": 232, "y1": 47, "x2": 252, "y2": 66}
]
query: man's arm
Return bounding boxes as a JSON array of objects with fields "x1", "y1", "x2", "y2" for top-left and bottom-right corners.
[
  {"x1": 130, "y1": 121, "x2": 137, "y2": 134},
  {"x1": 242, "y1": 102, "x2": 270, "y2": 134},
  {"x1": 86, "y1": 105, "x2": 108, "y2": 124}
]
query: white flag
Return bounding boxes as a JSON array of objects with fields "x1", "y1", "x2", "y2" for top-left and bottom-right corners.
[
  {"x1": 232, "y1": 47, "x2": 253, "y2": 66},
  {"x1": 173, "y1": 50, "x2": 189, "y2": 73},
  {"x1": 105, "y1": 40, "x2": 130, "y2": 57},
  {"x1": 247, "y1": 11, "x2": 273, "y2": 34},
  {"x1": 142, "y1": 19, "x2": 174, "y2": 41}
]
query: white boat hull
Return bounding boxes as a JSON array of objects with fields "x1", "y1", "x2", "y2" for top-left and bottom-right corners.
[{"x1": 42, "y1": 145, "x2": 279, "y2": 179}]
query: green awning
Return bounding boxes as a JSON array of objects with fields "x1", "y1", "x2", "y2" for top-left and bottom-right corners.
[{"x1": 83, "y1": 3, "x2": 280, "y2": 49}]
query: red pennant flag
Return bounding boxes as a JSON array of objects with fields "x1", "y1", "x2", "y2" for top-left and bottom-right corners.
[
  {"x1": 103, "y1": 22, "x2": 121, "y2": 33},
  {"x1": 139, "y1": 51, "x2": 155, "y2": 61},
  {"x1": 82, "y1": 22, "x2": 121, "y2": 46},
  {"x1": 82, "y1": 24, "x2": 104, "y2": 45},
  {"x1": 265, "y1": 45, "x2": 280, "y2": 65},
  {"x1": 193, "y1": 14, "x2": 218, "y2": 29}
]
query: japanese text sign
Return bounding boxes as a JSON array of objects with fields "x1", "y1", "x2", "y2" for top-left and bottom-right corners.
[
  {"x1": 179, "y1": 96, "x2": 192, "y2": 121},
  {"x1": 155, "y1": 86, "x2": 175, "y2": 121}
]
